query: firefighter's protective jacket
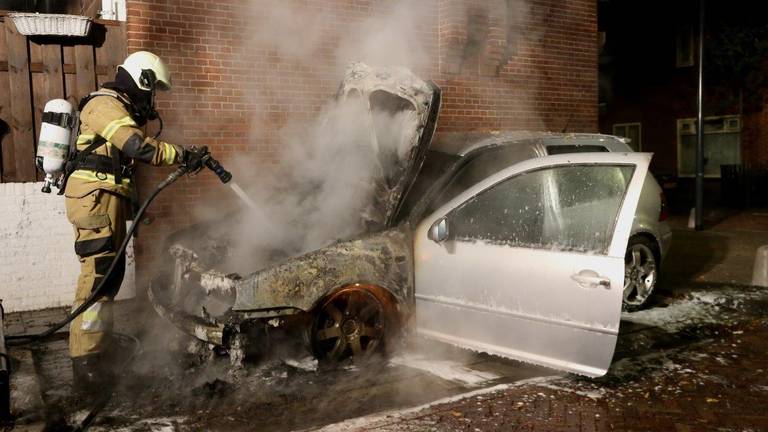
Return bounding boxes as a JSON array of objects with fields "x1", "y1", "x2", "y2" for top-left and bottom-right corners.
[{"x1": 65, "y1": 89, "x2": 183, "y2": 199}]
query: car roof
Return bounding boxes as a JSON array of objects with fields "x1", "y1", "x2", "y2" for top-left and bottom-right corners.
[{"x1": 432, "y1": 131, "x2": 632, "y2": 157}]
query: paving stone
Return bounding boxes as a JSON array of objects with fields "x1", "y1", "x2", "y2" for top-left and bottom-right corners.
[{"x1": 381, "y1": 319, "x2": 768, "y2": 432}]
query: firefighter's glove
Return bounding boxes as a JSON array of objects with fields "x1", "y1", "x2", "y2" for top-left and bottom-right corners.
[{"x1": 182, "y1": 146, "x2": 209, "y2": 174}]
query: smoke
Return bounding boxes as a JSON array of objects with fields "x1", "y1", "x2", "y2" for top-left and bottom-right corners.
[
  {"x1": 247, "y1": 0, "x2": 430, "y2": 72},
  {"x1": 187, "y1": 1, "x2": 431, "y2": 273},
  {"x1": 334, "y1": 3, "x2": 430, "y2": 72},
  {"x1": 185, "y1": 0, "x2": 548, "y2": 276},
  {"x1": 213, "y1": 79, "x2": 420, "y2": 273}
]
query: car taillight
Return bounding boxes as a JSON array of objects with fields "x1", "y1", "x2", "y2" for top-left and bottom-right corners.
[{"x1": 659, "y1": 192, "x2": 669, "y2": 222}]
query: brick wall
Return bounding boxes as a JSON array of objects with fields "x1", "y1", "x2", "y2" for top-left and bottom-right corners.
[
  {"x1": 125, "y1": 0, "x2": 598, "y2": 285},
  {"x1": 437, "y1": 0, "x2": 597, "y2": 132},
  {"x1": 0, "y1": 182, "x2": 135, "y2": 311}
]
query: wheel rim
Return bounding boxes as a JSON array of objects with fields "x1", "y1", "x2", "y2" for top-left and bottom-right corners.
[
  {"x1": 623, "y1": 243, "x2": 657, "y2": 307},
  {"x1": 311, "y1": 287, "x2": 386, "y2": 362}
]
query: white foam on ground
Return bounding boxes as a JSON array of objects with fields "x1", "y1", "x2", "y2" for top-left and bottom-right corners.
[
  {"x1": 90, "y1": 417, "x2": 186, "y2": 432},
  {"x1": 389, "y1": 353, "x2": 499, "y2": 386},
  {"x1": 535, "y1": 382, "x2": 605, "y2": 400},
  {"x1": 621, "y1": 289, "x2": 761, "y2": 332},
  {"x1": 285, "y1": 356, "x2": 319, "y2": 371}
]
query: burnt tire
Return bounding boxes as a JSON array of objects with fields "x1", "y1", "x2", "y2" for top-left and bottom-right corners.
[
  {"x1": 623, "y1": 235, "x2": 660, "y2": 312},
  {"x1": 309, "y1": 286, "x2": 394, "y2": 364}
]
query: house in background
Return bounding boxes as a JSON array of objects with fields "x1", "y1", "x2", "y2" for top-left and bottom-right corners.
[{"x1": 598, "y1": 0, "x2": 768, "y2": 210}]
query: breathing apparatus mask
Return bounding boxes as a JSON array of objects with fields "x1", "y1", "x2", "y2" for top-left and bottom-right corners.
[
  {"x1": 138, "y1": 69, "x2": 160, "y2": 122},
  {"x1": 106, "y1": 68, "x2": 163, "y2": 137}
]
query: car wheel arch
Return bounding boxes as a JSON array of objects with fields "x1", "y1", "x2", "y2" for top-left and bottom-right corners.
[
  {"x1": 307, "y1": 282, "x2": 405, "y2": 362},
  {"x1": 309, "y1": 282, "x2": 404, "y2": 319},
  {"x1": 628, "y1": 231, "x2": 661, "y2": 266}
]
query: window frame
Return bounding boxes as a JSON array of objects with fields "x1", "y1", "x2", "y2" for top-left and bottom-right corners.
[{"x1": 676, "y1": 115, "x2": 741, "y2": 178}]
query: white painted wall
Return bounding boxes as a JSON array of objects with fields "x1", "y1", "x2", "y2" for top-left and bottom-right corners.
[{"x1": 0, "y1": 182, "x2": 134, "y2": 312}]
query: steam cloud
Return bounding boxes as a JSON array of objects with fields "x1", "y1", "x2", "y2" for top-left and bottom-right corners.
[
  {"x1": 217, "y1": 94, "x2": 418, "y2": 272},
  {"x1": 191, "y1": 0, "x2": 544, "y2": 274},
  {"x1": 194, "y1": 0, "x2": 431, "y2": 273}
]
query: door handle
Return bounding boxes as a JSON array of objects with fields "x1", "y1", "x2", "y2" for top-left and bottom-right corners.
[{"x1": 571, "y1": 270, "x2": 611, "y2": 289}]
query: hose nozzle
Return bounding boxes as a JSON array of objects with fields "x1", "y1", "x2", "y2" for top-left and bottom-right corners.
[{"x1": 204, "y1": 156, "x2": 232, "y2": 184}]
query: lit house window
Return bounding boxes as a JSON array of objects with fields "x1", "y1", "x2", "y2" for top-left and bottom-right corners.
[
  {"x1": 677, "y1": 115, "x2": 741, "y2": 178},
  {"x1": 676, "y1": 25, "x2": 694, "y2": 68},
  {"x1": 613, "y1": 123, "x2": 641, "y2": 151}
]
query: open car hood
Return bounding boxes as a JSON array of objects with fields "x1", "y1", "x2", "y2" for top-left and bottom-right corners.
[{"x1": 338, "y1": 63, "x2": 441, "y2": 228}]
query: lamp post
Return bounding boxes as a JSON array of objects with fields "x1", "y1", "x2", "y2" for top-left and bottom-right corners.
[{"x1": 695, "y1": 0, "x2": 705, "y2": 230}]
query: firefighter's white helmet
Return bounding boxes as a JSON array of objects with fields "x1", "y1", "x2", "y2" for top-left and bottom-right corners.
[{"x1": 118, "y1": 51, "x2": 172, "y2": 91}]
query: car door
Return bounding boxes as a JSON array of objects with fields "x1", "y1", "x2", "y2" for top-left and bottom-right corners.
[{"x1": 414, "y1": 152, "x2": 651, "y2": 377}]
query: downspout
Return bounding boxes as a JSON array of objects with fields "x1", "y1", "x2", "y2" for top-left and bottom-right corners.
[{"x1": 99, "y1": 0, "x2": 126, "y2": 21}]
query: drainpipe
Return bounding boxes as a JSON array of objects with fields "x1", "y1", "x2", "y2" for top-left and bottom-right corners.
[
  {"x1": 695, "y1": 0, "x2": 705, "y2": 230},
  {"x1": 99, "y1": 0, "x2": 126, "y2": 21}
]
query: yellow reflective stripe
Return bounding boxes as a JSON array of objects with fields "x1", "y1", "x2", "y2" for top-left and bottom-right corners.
[
  {"x1": 77, "y1": 134, "x2": 96, "y2": 144},
  {"x1": 162, "y1": 143, "x2": 178, "y2": 165},
  {"x1": 70, "y1": 169, "x2": 132, "y2": 187},
  {"x1": 80, "y1": 303, "x2": 109, "y2": 332},
  {"x1": 81, "y1": 310, "x2": 100, "y2": 321},
  {"x1": 81, "y1": 320, "x2": 106, "y2": 331},
  {"x1": 101, "y1": 116, "x2": 137, "y2": 141}
]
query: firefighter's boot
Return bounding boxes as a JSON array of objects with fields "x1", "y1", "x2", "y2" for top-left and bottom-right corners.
[
  {"x1": 71, "y1": 354, "x2": 114, "y2": 401},
  {"x1": 41, "y1": 407, "x2": 74, "y2": 432}
]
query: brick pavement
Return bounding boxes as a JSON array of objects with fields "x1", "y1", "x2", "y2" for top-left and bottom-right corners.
[{"x1": 359, "y1": 321, "x2": 768, "y2": 432}]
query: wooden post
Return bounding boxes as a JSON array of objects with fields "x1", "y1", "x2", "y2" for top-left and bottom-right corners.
[
  {"x1": 5, "y1": 20, "x2": 35, "y2": 182},
  {"x1": 96, "y1": 22, "x2": 126, "y2": 86},
  {"x1": 0, "y1": 19, "x2": 12, "y2": 182},
  {"x1": 42, "y1": 45, "x2": 65, "y2": 100},
  {"x1": 74, "y1": 43, "x2": 96, "y2": 103}
]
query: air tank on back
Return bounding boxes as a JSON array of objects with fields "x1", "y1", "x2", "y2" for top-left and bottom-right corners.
[{"x1": 36, "y1": 99, "x2": 75, "y2": 193}]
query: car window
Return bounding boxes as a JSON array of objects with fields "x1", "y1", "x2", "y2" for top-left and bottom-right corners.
[
  {"x1": 546, "y1": 145, "x2": 609, "y2": 155},
  {"x1": 427, "y1": 144, "x2": 538, "y2": 214},
  {"x1": 448, "y1": 164, "x2": 634, "y2": 254}
]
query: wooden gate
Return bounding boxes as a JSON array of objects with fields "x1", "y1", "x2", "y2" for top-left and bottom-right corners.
[{"x1": 0, "y1": 14, "x2": 125, "y2": 183}]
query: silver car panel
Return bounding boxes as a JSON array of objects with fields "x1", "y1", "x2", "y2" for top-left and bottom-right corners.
[{"x1": 414, "y1": 152, "x2": 652, "y2": 377}]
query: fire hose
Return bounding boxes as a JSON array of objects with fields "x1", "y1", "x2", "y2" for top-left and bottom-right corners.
[{"x1": 4, "y1": 150, "x2": 232, "y2": 429}]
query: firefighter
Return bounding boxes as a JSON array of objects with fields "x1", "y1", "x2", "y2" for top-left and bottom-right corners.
[{"x1": 62, "y1": 51, "x2": 204, "y2": 395}]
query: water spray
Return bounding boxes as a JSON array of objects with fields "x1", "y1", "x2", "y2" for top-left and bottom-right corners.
[{"x1": 229, "y1": 182, "x2": 258, "y2": 210}]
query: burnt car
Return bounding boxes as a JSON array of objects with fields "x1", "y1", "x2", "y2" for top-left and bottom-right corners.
[{"x1": 151, "y1": 65, "x2": 651, "y2": 377}]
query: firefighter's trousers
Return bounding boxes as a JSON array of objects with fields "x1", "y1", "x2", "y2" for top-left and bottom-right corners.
[{"x1": 65, "y1": 189, "x2": 128, "y2": 358}]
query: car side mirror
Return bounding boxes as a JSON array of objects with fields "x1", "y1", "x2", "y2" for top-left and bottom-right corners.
[{"x1": 428, "y1": 217, "x2": 449, "y2": 243}]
